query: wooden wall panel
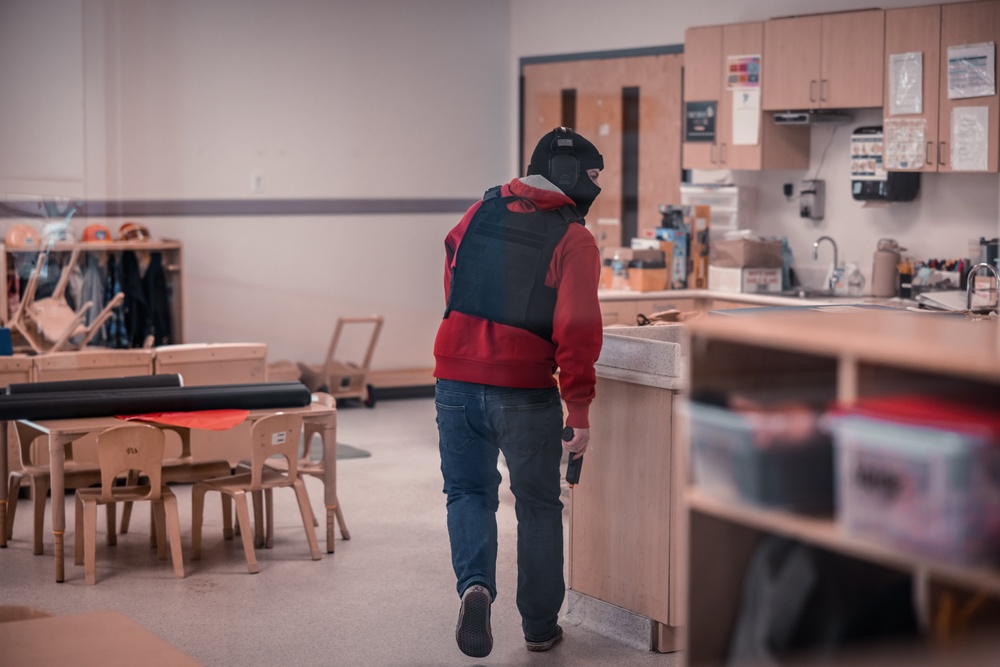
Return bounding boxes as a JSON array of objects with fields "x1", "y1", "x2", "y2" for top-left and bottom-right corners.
[
  {"x1": 522, "y1": 53, "x2": 683, "y2": 253},
  {"x1": 632, "y1": 54, "x2": 683, "y2": 239}
]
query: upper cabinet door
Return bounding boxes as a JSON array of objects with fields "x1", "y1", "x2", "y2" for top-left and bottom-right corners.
[
  {"x1": 684, "y1": 25, "x2": 723, "y2": 101},
  {"x1": 720, "y1": 22, "x2": 764, "y2": 170},
  {"x1": 763, "y1": 11, "x2": 884, "y2": 110},
  {"x1": 884, "y1": 5, "x2": 941, "y2": 173},
  {"x1": 682, "y1": 26, "x2": 723, "y2": 170},
  {"x1": 762, "y1": 15, "x2": 822, "y2": 110},
  {"x1": 820, "y1": 9, "x2": 885, "y2": 108},
  {"x1": 939, "y1": 0, "x2": 1000, "y2": 173}
]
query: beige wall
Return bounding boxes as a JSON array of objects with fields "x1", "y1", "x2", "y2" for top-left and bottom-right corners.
[{"x1": 2, "y1": 0, "x2": 999, "y2": 371}]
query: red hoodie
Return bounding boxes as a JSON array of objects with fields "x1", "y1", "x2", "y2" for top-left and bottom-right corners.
[{"x1": 433, "y1": 176, "x2": 603, "y2": 428}]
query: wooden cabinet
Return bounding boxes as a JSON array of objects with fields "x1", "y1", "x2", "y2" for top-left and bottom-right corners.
[
  {"x1": 682, "y1": 310, "x2": 1000, "y2": 665},
  {"x1": 683, "y1": 22, "x2": 810, "y2": 170},
  {"x1": 1, "y1": 240, "x2": 185, "y2": 347},
  {"x1": 885, "y1": 2, "x2": 1000, "y2": 173},
  {"x1": 599, "y1": 299, "x2": 637, "y2": 327},
  {"x1": 884, "y1": 4, "x2": 942, "y2": 172},
  {"x1": 762, "y1": 10, "x2": 885, "y2": 110},
  {"x1": 571, "y1": 375, "x2": 681, "y2": 651},
  {"x1": 939, "y1": 0, "x2": 1000, "y2": 172}
]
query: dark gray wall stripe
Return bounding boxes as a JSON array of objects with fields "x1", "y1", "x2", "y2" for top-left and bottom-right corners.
[
  {"x1": 0, "y1": 198, "x2": 477, "y2": 218},
  {"x1": 520, "y1": 43, "x2": 683, "y2": 69}
]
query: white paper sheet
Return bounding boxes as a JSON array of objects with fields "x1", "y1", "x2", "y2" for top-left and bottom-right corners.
[
  {"x1": 947, "y1": 42, "x2": 996, "y2": 99},
  {"x1": 884, "y1": 117, "x2": 926, "y2": 170},
  {"x1": 889, "y1": 52, "x2": 923, "y2": 115},
  {"x1": 951, "y1": 106, "x2": 990, "y2": 171},
  {"x1": 731, "y1": 89, "x2": 760, "y2": 146}
]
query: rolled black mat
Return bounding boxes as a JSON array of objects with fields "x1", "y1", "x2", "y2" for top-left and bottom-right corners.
[
  {"x1": 0, "y1": 382, "x2": 312, "y2": 422},
  {"x1": 6, "y1": 374, "x2": 184, "y2": 395}
]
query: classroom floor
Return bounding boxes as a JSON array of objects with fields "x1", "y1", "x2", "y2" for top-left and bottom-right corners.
[{"x1": 0, "y1": 396, "x2": 680, "y2": 667}]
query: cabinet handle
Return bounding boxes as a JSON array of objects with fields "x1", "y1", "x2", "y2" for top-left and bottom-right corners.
[
  {"x1": 925, "y1": 141, "x2": 933, "y2": 166},
  {"x1": 820, "y1": 79, "x2": 827, "y2": 103},
  {"x1": 938, "y1": 141, "x2": 946, "y2": 166},
  {"x1": 809, "y1": 80, "x2": 817, "y2": 103},
  {"x1": 720, "y1": 143, "x2": 727, "y2": 164},
  {"x1": 710, "y1": 143, "x2": 717, "y2": 164}
]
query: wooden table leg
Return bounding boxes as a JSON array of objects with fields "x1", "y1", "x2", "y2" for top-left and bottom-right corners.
[
  {"x1": 318, "y1": 412, "x2": 350, "y2": 553},
  {"x1": 0, "y1": 420, "x2": 8, "y2": 548},
  {"x1": 49, "y1": 434, "x2": 67, "y2": 582}
]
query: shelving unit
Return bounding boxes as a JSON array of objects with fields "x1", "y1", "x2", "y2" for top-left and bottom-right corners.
[
  {"x1": 682, "y1": 309, "x2": 1000, "y2": 665},
  {"x1": 1, "y1": 240, "x2": 184, "y2": 346}
]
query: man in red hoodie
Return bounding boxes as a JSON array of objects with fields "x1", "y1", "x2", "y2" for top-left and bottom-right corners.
[{"x1": 434, "y1": 127, "x2": 604, "y2": 658}]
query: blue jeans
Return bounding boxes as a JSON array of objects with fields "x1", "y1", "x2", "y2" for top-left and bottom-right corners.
[{"x1": 435, "y1": 379, "x2": 565, "y2": 641}]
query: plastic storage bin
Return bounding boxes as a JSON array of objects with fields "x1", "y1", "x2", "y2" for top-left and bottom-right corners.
[
  {"x1": 688, "y1": 401, "x2": 834, "y2": 513},
  {"x1": 831, "y1": 414, "x2": 1000, "y2": 565}
]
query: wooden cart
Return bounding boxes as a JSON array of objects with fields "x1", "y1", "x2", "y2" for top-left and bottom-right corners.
[{"x1": 297, "y1": 315, "x2": 384, "y2": 407}]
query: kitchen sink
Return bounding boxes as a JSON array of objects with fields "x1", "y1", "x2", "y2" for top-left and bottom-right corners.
[{"x1": 778, "y1": 288, "x2": 837, "y2": 299}]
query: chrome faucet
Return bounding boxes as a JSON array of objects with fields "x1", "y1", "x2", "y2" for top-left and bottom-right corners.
[
  {"x1": 812, "y1": 236, "x2": 839, "y2": 292},
  {"x1": 965, "y1": 262, "x2": 1000, "y2": 311}
]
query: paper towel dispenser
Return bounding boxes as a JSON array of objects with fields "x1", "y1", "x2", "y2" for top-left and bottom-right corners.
[{"x1": 851, "y1": 126, "x2": 919, "y2": 202}]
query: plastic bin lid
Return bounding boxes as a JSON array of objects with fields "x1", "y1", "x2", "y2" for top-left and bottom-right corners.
[{"x1": 832, "y1": 395, "x2": 1000, "y2": 442}]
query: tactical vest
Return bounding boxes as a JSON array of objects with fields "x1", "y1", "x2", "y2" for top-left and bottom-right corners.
[{"x1": 444, "y1": 186, "x2": 582, "y2": 341}]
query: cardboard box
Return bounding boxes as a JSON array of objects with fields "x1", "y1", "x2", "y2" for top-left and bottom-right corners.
[
  {"x1": 601, "y1": 246, "x2": 664, "y2": 263},
  {"x1": 627, "y1": 265, "x2": 669, "y2": 292},
  {"x1": 709, "y1": 266, "x2": 782, "y2": 293},
  {"x1": 711, "y1": 238, "x2": 784, "y2": 269}
]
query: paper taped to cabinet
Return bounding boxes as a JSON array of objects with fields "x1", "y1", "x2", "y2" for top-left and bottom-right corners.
[
  {"x1": 947, "y1": 42, "x2": 996, "y2": 100},
  {"x1": 889, "y1": 52, "x2": 923, "y2": 115},
  {"x1": 951, "y1": 106, "x2": 989, "y2": 171}
]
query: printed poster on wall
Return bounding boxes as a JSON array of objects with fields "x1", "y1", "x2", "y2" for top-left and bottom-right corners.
[
  {"x1": 889, "y1": 52, "x2": 923, "y2": 115},
  {"x1": 685, "y1": 101, "x2": 716, "y2": 142},
  {"x1": 726, "y1": 54, "x2": 760, "y2": 89},
  {"x1": 850, "y1": 131, "x2": 886, "y2": 181},
  {"x1": 947, "y1": 43, "x2": 996, "y2": 99}
]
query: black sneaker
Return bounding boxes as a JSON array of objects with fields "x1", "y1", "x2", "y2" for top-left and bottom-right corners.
[
  {"x1": 525, "y1": 624, "x2": 563, "y2": 652},
  {"x1": 456, "y1": 584, "x2": 493, "y2": 658}
]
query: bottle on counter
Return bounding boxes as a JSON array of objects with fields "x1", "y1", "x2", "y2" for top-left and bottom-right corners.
[
  {"x1": 831, "y1": 264, "x2": 847, "y2": 295},
  {"x1": 872, "y1": 238, "x2": 904, "y2": 297},
  {"x1": 846, "y1": 262, "x2": 865, "y2": 297}
]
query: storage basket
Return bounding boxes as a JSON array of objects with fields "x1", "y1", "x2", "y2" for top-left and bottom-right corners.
[
  {"x1": 831, "y1": 414, "x2": 1000, "y2": 564},
  {"x1": 688, "y1": 401, "x2": 834, "y2": 513}
]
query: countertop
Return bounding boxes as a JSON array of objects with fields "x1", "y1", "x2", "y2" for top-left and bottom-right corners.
[
  {"x1": 598, "y1": 287, "x2": 913, "y2": 310},
  {"x1": 594, "y1": 290, "x2": 926, "y2": 390}
]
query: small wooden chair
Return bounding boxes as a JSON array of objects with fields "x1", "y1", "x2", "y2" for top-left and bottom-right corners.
[
  {"x1": 7, "y1": 248, "x2": 125, "y2": 354},
  {"x1": 191, "y1": 413, "x2": 320, "y2": 574},
  {"x1": 73, "y1": 424, "x2": 184, "y2": 585},
  {"x1": 6, "y1": 422, "x2": 106, "y2": 556},
  {"x1": 251, "y1": 393, "x2": 350, "y2": 552}
]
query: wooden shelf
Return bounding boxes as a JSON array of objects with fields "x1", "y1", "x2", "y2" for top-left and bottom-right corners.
[
  {"x1": 687, "y1": 309, "x2": 1000, "y2": 383},
  {"x1": 684, "y1": 308, "x2": 1000, "y2": 665},
  {"x1": 686, "y1": 488, "x2": 1000, "y2": 597},
  {"x1": 1, "y1": 239, "x2": 185, "y2": 344}
]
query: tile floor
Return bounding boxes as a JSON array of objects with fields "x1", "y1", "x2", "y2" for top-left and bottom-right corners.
[{"x1": 0, "y1": 396, "x2": 680, "y2": 666}]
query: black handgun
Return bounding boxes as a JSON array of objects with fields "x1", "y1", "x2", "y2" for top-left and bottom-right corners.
[{"x1": 563, "y1": 426, "x2": 583, "y2": 486}]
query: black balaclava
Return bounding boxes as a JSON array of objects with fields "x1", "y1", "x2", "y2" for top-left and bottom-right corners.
[{"x1": 525, "y1": 127, "x2": 604, "y2": 216}]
